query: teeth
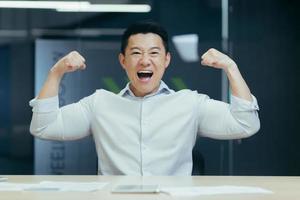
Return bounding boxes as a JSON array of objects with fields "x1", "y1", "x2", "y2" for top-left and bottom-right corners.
[{"x1": 138, "y1": 70, "x2": 153, "y2": 73}]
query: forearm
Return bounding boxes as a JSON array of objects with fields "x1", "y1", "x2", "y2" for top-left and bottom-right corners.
[
  {"x1": 225, "y1": 63, "x2": 252, "y2": 102},
  {"x1": 37, "y1": 67, "x2": 64, "y2": 99}
]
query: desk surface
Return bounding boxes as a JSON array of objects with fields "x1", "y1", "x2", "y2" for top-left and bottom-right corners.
[{"x1": 1, "y1": 175, "x2": 299, "y2": 200}]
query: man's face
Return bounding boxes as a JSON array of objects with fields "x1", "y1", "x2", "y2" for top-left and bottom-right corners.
[{"x1": 119, "y1": 33, "x2": 171, "y2": 97}]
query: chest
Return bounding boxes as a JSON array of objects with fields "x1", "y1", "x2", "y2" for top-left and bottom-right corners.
[{"x1": 92, "y1": 94, "x2": 198, "y2": 146}]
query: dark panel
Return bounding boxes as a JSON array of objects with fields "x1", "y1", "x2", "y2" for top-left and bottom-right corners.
[
  {"x1": 0, "y1": 45, "x2": 11, "y2": 157},
  {"x1": 0, "y1": 42, "x2": 34, "y2": 174},
  {"x1": 231, "y1": 0, "x2": 300, "y2": 175}
]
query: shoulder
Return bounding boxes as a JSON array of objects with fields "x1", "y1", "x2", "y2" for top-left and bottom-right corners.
[
  {"x1": 93, "y1": 89, "x2": 128, "y2": 103},
  {"x1": 94, "y1": 89, "x2": 115, "y2": 96},
  {"x1": 165, "y1": 89, "x2": 210, "y2": 106},
  {"x1": 79, "y1": 89, "x2": 113, "y2": 102},
  {"x1": 84, "y1": 89, "x2": 119, "y2": 101}
]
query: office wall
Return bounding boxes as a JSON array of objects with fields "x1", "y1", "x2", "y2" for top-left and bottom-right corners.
[{"x1": 0, "y1": 0, "x2": 299, "y2": 175}]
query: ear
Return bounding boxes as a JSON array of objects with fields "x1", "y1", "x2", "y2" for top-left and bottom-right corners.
[
  {"x1": 119, "y1": 53, "x2": 126, "y2": 70},
  {"x1": 164, "y1": 52, "x2": 171, "y2": 69}
]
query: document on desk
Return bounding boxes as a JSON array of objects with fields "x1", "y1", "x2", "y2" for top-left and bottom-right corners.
[
  {"x1": 0, "y1": 177, "x2": 8, "y2": 182},
  {"x1": 160, "y1": 185, "x2": 273, "y2": 196},
  {"x1": 37, "y1": 181, "x2": 108, "y2": 192},
  {"x1": 0, "y1": 183, "x2": 37, "y2": 191},
  {"x1": 0, "y1": 181, "x2": 108, "y2": 192}
]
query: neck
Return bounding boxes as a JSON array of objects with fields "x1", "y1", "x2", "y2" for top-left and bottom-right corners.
[{"x1": 129, "y1": 83, "x2": 160, "y2": 97}]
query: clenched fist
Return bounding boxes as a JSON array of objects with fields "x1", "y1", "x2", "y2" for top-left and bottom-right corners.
[
  {"x1": 51, "y1": 51, "x2": 86, "y2": 76},
  {"x1": 201, "y1": 48, "x2": 236, "y2": 70}
]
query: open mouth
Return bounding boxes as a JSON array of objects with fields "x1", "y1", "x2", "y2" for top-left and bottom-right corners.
[{"x1": 137, "y1": 70, "x2": 153, "y2": 81}]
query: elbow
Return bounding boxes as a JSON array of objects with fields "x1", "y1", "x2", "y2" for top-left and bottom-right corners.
[
  {"x1": 253, "y1": 119, "x2": 261, "y2": 135},
  {"x1": 29, "y1": 123, "x2": 40, "y2": 137},
  {"x1": 29, "y1": 120, "x2": 37, "y2": 136},
  {"x1": 29, "y1": 120, "x2": 46, "y2": 138},
  {"x1": 243, "y1": 118, "x2": 261, "y2": 138},
  {"x1": 29, "y1": 114, "x2": 43, "y2": 137}
]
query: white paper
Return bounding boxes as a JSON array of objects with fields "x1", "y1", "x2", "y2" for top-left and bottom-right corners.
[
  {"x1": 0, "y1": 183, "x2": 37, "y2": 191},
  {"x1": 0, "y1": 181, "x2": 108, "y2": 192},
  {"x1": 38, "y1": 181, "x2": 108, "y2": 191},
  {"x1": 0, "y1": 177, "x2": 8, "y2": 182},
  {"x1": 160, "y1": 185, "x2": 273, "y2": 196}
]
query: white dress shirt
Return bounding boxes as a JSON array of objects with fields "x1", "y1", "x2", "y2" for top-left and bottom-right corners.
[{"x1": 29, "y1": 81, "x2": 260, "y2": 175}]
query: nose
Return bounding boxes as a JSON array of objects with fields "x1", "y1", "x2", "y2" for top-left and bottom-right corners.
[{"x1": 140, "y1": 53, "x2": 151, "y2": 67}]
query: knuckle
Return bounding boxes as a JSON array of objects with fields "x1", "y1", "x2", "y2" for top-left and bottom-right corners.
[
  {"x1": 69, "y1": 51, "x2": 78, "y2": 57},
  {"x1": 208, "y1": 48, "x2": 215, "y2": 52},
  {"x1": 210, "y1": 49, "x2": 217, "y2": 55},
  {"x1": 210, "y1": 48, "x2": 219, "y2": 56}
]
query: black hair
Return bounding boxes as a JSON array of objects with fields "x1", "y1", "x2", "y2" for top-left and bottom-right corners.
[{"x1": 120, "y1": 20, "x2": 169, "y2": 54}]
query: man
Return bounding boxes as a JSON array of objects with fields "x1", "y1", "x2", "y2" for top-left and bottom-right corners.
[{"x1": 30, "y1": 21, "x2": 260, "y2": 175}]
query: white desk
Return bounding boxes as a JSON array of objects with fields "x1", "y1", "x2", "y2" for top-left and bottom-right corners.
[{"x1": 1, "y1": 175, "x2": 299, "y2": 200}]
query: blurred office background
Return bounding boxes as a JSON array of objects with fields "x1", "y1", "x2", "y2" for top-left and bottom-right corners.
[{"x1": 0, "y1": 0, "x2": 299, "y2": 175}]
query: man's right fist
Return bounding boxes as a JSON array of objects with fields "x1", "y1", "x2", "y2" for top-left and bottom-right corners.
[{"x1": 51, "y1": 51, "x2": 86, "y2": 76}]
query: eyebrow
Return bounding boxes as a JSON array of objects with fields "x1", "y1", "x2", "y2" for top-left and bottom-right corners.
[
  {"x1": 129, "y1": 47, "x2": 161, "y2": 51},
  {"x1": 149, "y1": 47, "x2": 161, "y2": 51},
  {"x1": 129, "y1": 47, "x2": 141, "y2": 51}
]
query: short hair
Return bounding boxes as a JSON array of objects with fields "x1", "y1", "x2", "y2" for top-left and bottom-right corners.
[{"x1": 120, "y1": 21, "x2": 169, "y2": 54}]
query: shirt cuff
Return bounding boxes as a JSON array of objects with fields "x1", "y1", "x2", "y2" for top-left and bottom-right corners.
[
  {"x1": 29, "y1": 96, "x2": 59, "y2": 113},
  {"x1": 230, "y1": 94, "x2": 259, "y2": 111}
]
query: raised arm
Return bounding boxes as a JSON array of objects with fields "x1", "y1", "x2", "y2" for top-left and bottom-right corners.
[
  {"x1": 198, "y1": 48, "x2": 260, "y2": 139},
  {"x1": 30, "y1": 51, "x2": 91, "y2": 141}
]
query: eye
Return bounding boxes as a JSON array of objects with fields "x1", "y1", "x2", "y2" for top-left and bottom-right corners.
[
  {"x1": 150, "y1": 51, "x2": 159, "y2": 55},
  {"x1": 131, "y1": 51, "x2": 141, "y2": 55}
]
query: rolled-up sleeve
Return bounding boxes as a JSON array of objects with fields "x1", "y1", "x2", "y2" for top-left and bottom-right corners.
[
  {"x1": 29, "y1": 94, "x2": 94, "y2": 141},
  {"x1": 197, "y1": 94, "x2": 260, "y2": 139}
]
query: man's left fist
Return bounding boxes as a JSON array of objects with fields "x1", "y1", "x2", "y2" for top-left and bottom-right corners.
[{"x1": 201, "y1": 48, "x2": 236, "y2": 70}]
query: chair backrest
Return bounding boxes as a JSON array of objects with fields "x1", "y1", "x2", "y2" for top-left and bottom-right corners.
[{"x1": 192, "y1": 147, "x2": 205, "y2": 175}]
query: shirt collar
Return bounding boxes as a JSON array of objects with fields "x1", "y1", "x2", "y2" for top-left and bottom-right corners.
[{"x1": 118, "y1": 80, "x2": 172, "y2": 98}]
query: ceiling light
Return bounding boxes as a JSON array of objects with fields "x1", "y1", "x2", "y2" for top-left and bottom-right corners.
[
  {"x1": 0, "y1": 1, "x2": 90, "y2": 10},
  {"x1": 0, "y1": 1, "x2": 151, "y2": 13},
  {"x1": 56, "y1": 4, "x2": 151, "y2": 13}
]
